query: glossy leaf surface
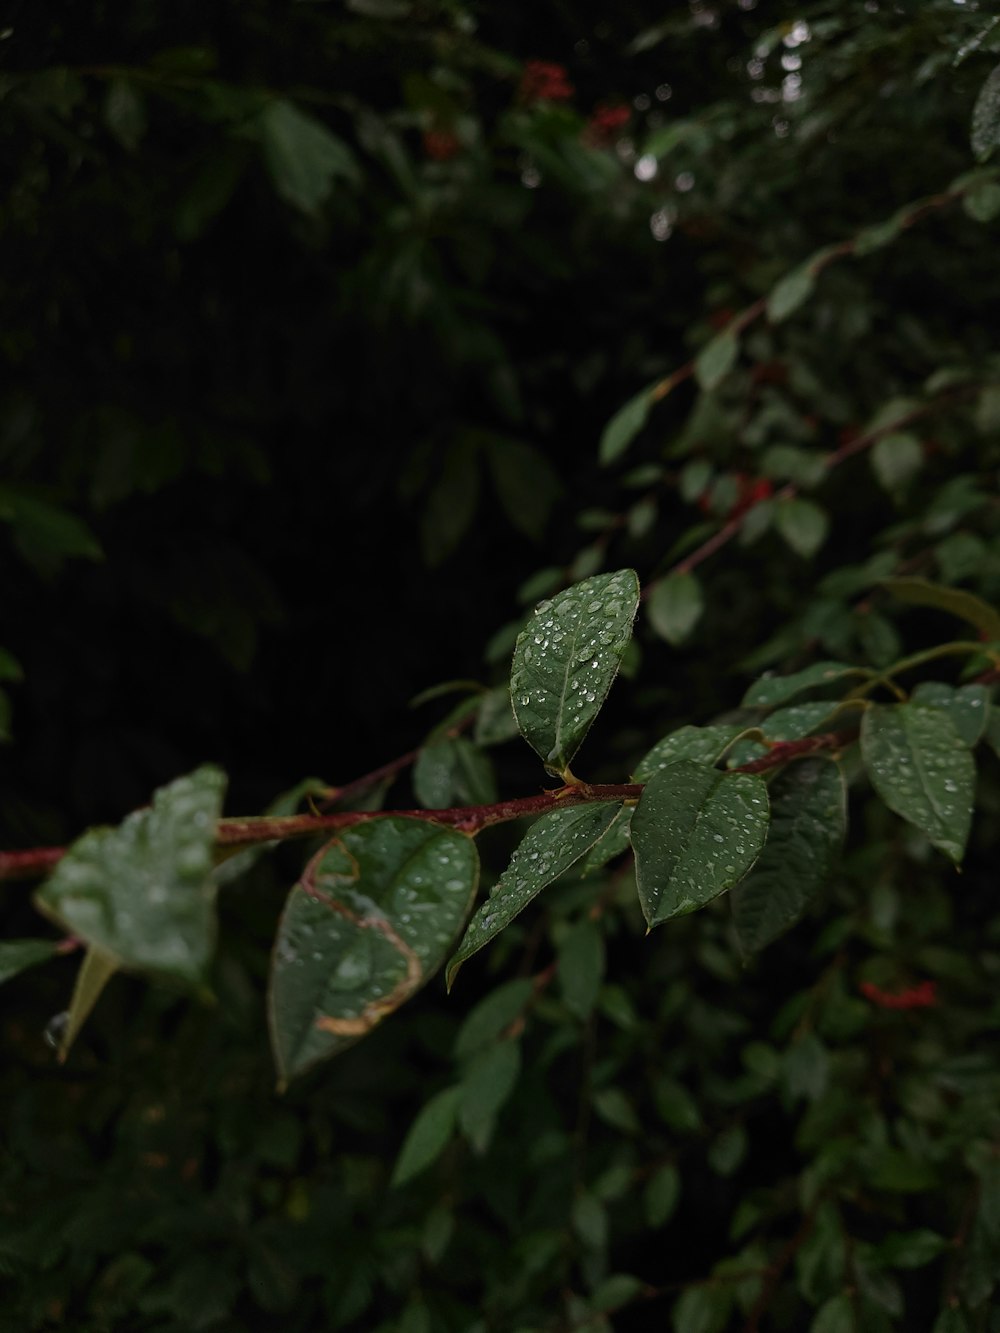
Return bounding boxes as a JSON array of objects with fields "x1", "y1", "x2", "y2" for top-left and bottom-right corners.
[
  {"x1": 743, "y1": 662, "x2": 866, "y2": 708},
  {"x1": 861, "y1": 703, "x2": 974, "y2": 863},
  {"x1": 510, "y1": 569, "x2": 640, "y2": 775},
  {"x1": 34, "y1": 765, "x2": 225, "y2": 985},
  {"x1": 631, "y1": 761, "x2": 769, "y2": 927},
  {"x1": 446, "y1": 801, "x2": 621, "y2": 987},
  {"x1": 910, "y1": 682, "x2": 991, "y2": 748},
  {"x1": 269, "y1": 818, "x2": 478, "y2": 1084},
  {"x1": 634, "y1": 724, "x2": 745, "y2": 781},
  {"x1": 731, "y1": 759, "x2": 846, "y2": 954}
]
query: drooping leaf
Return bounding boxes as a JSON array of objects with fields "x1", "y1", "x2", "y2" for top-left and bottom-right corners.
[
  {"x1": 910, "y1": 682, "x2": 990, "y2": 747},
  {"x1": 391, "y1": 1086, "x2": 461, "y2": 1187},
  {"x1": 269, "y1": 818, "x2": 477, "y2": 1083},
  {"x1": 34, "y1": 765, "x2": 226, "y2": 985},
  {"x1": 557, "y1": 918, "x2": 605, "y2": 1019},
  {"x1": 775, "y1": 497, "x2": 829, "y2": 558},
  {"x1": 259, "y1": 99, "x2": 360, "y2": 216},
  {"x1": 647, "y1": 572, "x2": 704, "y2": 646},
  {"x1": 743, "y1": 662, "x2": 868, "y2": 708},
  {"x1": 599, "y1": 386, "x2": 651, "y2": 465},
  {"x1": 578, "y1": 804, "x2": 633, "y2": 873},
  {"x1": 871, "y1": 433, "x2": 924, "y2": 491},
  {"x1": 880, "y1": 576, "x2": 1000, "y2": 642},
  {"x1": 413, "y1": 738, "x2": 497, "y2": 808},
  {"x1": 694, "y1": 329, "x2": 739, "y2": 391},
  {"x1": 861, "y1": 703, "x2": 975, "y2": 863},
  {"x1": 59, "y1": 945, "x2": 119, "y2": 1061},
  {"x1": 731, "y1": 759, "x2": 846, "y2": 954},
  {"x1": 767, "y1": 265, "x2": 815, "y2": 323},
  {"x1": 971, "y1": 62, "x2": 1000, "y2": 161},
  {"x1": 635, "y1": 724, "x2": 746, "y2": 779},
  {"x1": 631, "y1": 761, "x2": 769, "y2": 927},
  {"x1": 0, "y1": 939, "x2": 60, "y2": 987},
  {"x1": 458, "y1": 1040, "x2": 521, "y2": 1150},
  {"x1": 446, "y1": 802, "x2": 621, "y2": 986},
  {"x1": 510, "y1": 569, "x2": 640, "y2": 775}
]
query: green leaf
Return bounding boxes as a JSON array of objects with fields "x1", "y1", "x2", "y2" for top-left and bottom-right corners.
[
  {"x1": 458, "y1": 1040, "x2": 521, "y2": 1150},
  {"x1": 391, "y1": 1086, "x2": 460, "y2": 1187},
  {"x1": 104, "y1": 79, "x2": 146, "y2": 151},
  {"x1": 647, "y1": 573, "x2": 705, "y2": 646},
  {"x1": 58, "y1": 945, "x2": 118, "y2": 1060},
  {"x1": 421, "y1": 441, "x2": 480, "y2": 566},
  {"x1": 971, "y1": 63, "x2": 1000, "y2": 161},
  {"x1": 510, "y1": 569, "x2": 640, "y2": 775},
  {"x1": 644, "y1": 1163, "x2": 681, "y2": 1227},
  {"x1": 447, "y1": 802, "x2": 621, "y2": 986},
  {"x1": 871, "y1": 433, "x2": 924, "y2": 491},
  {"x1": 880, "y1": 576, "x2": 1000, "y2": 641},
  {"x1": 454, "y1": 978, "x2": 533, "y2": 1059},
  {"x1": 557, "y1": 918, "x2": 605, "y2": 1019},
  {"x1": 775, "y1": 497, "x2": 829, "y2": 558},
  {"x1": 269, "y1": 818, "x2": 478, "y2": 1083},
  {"x1": 599, "y1": 387, "x2": 651, "y2": 465},
  {"x1": 694, "y1": 330, "x2": 739, "y2": 391},
  {"x1": 911, "y1": 682, "x2": 990, "y2": 747},
  {"x1": 571, "y1": 1192, "x2": 607, "y2": 1250},
  {"x1": 0, "y1": 647, "x2": 23, "y2": 682},
  {"x1": 874, "y1": 1229, "x2": 949, "y2": 1270},
  {"x1": 707, "y1": 1123, "x2": 747, "y2": 1177},
  {"x1": 743, "y1": 661, "x2": 866, "y2": 708},
  {"x1": 0, "y1": 488, "x2": 103, "y2": 575},
  {"x1": 474, "y1": 685, "x2": 521, "y2": 745},
  {"x1": 672, "y1": 1284, "x2": 732, "y2": 1333},
  {"x1": 0, "y1": 938, "x2": 60, "y2": 986},
  {"x1": 861, "y1": 703, "x2": 975, "y2": 863},
  {"x1": 35, "y1": 766, "x2": 225, "y2": 985},
  {"x1": 578, "y1": 804, "x2": 633, "y2": 873},
  {"x1": 759, "y1": 701, "x2": 840, "y2": 741},
  {"x1": 486, "y1": 439, "x2": 561, "y2": 540},
  {"x1": 810, "y1": 1293, "x2": 853, "y2": 1333},
  {"x1": 413, "y1": 738, "x2": 497, "y2": 808},
  {"x1": 634, "y1": 724, "x2": 745, "y2": 779},
  {"x1": 964, "y1": 178, "x2": 1000, "y2": 222},
  {"x1": 767, "y1": 265, "x2": 815, "y2": 323},
  {"x1": 731, "y1": 759, "x2": 846, "y2": 954},
  {"x1": 631, "y1": 761, "x2": 769, "y2": 927},
  {"x1": 258, "y1": 99, "x2": 360, "y2": 216}
]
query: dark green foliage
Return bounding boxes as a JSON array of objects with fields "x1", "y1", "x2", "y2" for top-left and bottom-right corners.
[{"x1": 4, "y1": 2, "x2": 1000, "y2": 1329}]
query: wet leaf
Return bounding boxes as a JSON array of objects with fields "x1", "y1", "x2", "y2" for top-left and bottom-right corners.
[
  {"x1": 911, "y1": 682, "x2": 990, "y2": 747},
  {"x1": 35, "y1": 765, "x2": 225, "y2": 985},
  {"x1": 446, "y1": 802, "x2": 621, "y2": 986},
  {"x1": 269, "y1": 818, "x2": 478, "y2": 1083},
  {"x1": 971, "y1": 62, "x2": 1000, "y2": 161},
  {"x1": 634, "y1": 724, "x2": 745, "y2": 779},
  {"x1": 647, "y1": 572, "x2": 704, "y2": 646},
  {"x1": 0, "y1": 939, "x2": 60, "y2": 987},
  {"x1": 731, "y1": 759, "x2": 846, "y2": 954},
  {"x1": 413, "y1": 738, "x2": 497, "y2": 808},
  {"x1": 474, "y1": 685, "x2": 521, "y2": 745},
  {"x1": 743, "y1": 662, "x2": 866, "y2": 708},
  {"x1": 631, "y1": 761, "x2": 769, "y2": 927},
  {"x1": 578, "y1": 803, "x2": 633, "y2": 873},
  {"x1": 510, "y1": 569, "x2": 640, "y2": 775},
  {"x1": 861, "y1": 703, "x2": 974, "y2": 863}
]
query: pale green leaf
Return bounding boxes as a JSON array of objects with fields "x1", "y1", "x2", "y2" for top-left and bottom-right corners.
[
  {"x1": 775, "y1": 497, "x2": 829, "y2": 557},
  {"x1": 0, "y1": 938, "x2": 60, "y2": 986},
  {"x1": 861, "y1": 703, "x2": 975, "y2": 863},
  {"x1": 269, "y1": 818, "x2": 478, "y2": 1083},
  {"x1": 672, "y1": 1284, "x2": 732, "y2": 1333},
  {"x1": 880, "y1": 576, "x2": 1000, "y2": 641},
  {"x1": 971, "y1": 62, "x2": 1000, "y2": 161},
  {"x1": 743, "y1": 661, "x2": 866, "y2": 708},
  {"x1": 647, "y1": 573, "x2": 704, "y2": 646},
  {"x1": 59, "y1": 945, "x2": 118, "y2": 1060},
  {"x1": 35, "y1": 766, "x2": 225, "y2": 985},
  {"x1": 391, "y1": 1086, "x2": 460, "y2": 1187},
  {"x1": 810, "y1": 1293, "x2": 853, "y2": 1333},
  {"x1": 446, "y1": 802, "x2": 621, "y2": 986},
  {"x1": 259, "y1": 99, "x2": 360, "y2": 216},
  {"x1": 694, "y1": 330, "x2": 739, "y2": 391},
  {"x1": 474, "y1": 685, "x2": 521, "y2": 745},
  {"x1": 964, "y1": 178, "x2": 1000, "y2": 222},
  {"x1": 767, "y1": 266, "x2": 815, "y2": 323},
  {"x1": 510, "y1": 569, "x2": 640, "y2": 775},
  {"x1": 911, "y1": 682, "x2": 990, "y2": 747},
  {"x1": 599, "y1": 387, "x2": 651, "y2": 465},
  {"x1": 871, "y1": 433, "x2": 923, "y2": 491},
  {"x1": 631, "y1": 761, "x2": 769, "y2": 927},
  {"x1": 731, "y1": 759, "x2": 846, "y2": 954}
]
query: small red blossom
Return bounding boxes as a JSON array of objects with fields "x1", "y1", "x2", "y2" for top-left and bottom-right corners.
[
  {"x1": 422, "y1": 129, "x2": 461, "y2": 162},
  {"x1": 698, "y1": 473, "x2": 774, "y2": 521},
  {"x1": 584, "y1": 102, "x2": 630, "y2": 146},
  {"x1": 520, "y1": 60, "x2": 574, "y2": 104},
  {"x1": 860, "y1": 979, "x2": 938, "y2": 1010}
]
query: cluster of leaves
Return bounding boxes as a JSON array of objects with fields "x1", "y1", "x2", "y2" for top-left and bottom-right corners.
[{"x1": 5, "y1": 1, "x2": 1000, "y2": 1330}]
